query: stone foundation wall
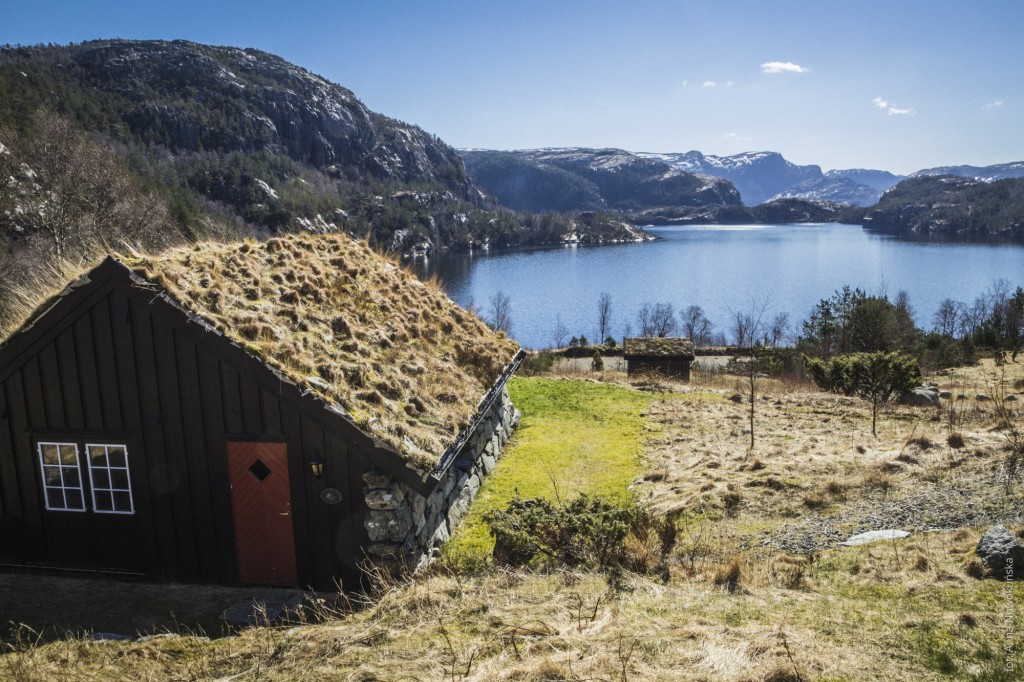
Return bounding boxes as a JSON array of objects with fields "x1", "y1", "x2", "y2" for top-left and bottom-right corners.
[{"x1": 362, "y1": 385, "x2": 519, "y2": 571}]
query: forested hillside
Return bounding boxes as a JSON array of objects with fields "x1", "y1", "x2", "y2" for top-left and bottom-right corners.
[
  {"x1": 0, "y1": 40, "x2": 647, "y2": 327},
  {"x1": 863, "y1": 175, "x2": 1024, "y2": 238}
]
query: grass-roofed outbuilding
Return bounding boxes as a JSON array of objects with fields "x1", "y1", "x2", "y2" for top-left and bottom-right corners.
[
  {"x1": 0, "y1": 234, "x2": 522, "y2": 589},
  {"x1": 623, "y1": 337, "x2": 695, "y2": 381}
]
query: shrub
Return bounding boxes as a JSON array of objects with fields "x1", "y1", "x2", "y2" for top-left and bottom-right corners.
[
  {"x1": 591, "y1": 350, "x2": 604, "y2": 372},
  {"x1": 483, "y1": 494, "x2": 674, "y2": 573},
  {"x1": 805, "y1": 351, "x2": 922, "y2": 436}
]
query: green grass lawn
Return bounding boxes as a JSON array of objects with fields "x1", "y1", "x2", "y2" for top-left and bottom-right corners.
[{"x1": 444, "y1": 377, "x2": 656, "y2": 563}]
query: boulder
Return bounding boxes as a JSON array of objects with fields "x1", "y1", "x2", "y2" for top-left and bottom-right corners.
[
  {"x1": 899, "y1": 386, "x2": 939, "y2": 406},
  {"x1": 976, "y1": 393, "x2": 992, "y2": 401},
  {"x1": 975, "y1": 524, "x2": 1024, "y2": 578}
]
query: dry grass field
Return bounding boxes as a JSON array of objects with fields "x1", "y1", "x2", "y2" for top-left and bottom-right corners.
[{"x1": 2, "y1": 358, "x2": 1022, "y2": 681}]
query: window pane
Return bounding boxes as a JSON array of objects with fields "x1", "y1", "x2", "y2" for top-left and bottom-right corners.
[
  {"x1": 43, "y1": 465, "x2": 62, "y2": 486},
  {"x1": 45, "y1": 487, "x2": 64, "y2": 509},
  {"x1": 41, "y1": 444, "x2": 59, "y2": 465},
  {"x1": 113, "y1": 491, "x2": 132, "y2": 512},
  {"x1": 65, "y1": 489, "x2": 84, "y2": 511},
  {"x1": 106, "y1": 447, "x2": 126, "y2": 468},
  {"x1": 88, "y1": 445, "x2": 108, "y2": 468},
  {"x1": 93, "y1": 490, "x2": 113, "y2": 512},
  {"x1": 110, "y1": 469, "x2": 129, "y2": 490},
  {"x1": 59, "y1": 444, "x2": 78, "y2": 465},
  {"x1": 63, "y1": 467, "x2": 80, "y2": 489},
  {"x1": 92, "y1": 469, "x2": 111, "y2": 490}
]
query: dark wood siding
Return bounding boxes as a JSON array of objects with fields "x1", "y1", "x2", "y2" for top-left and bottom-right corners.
[
  {"x1": 0, "y1": 261, "x2": 407, "y2": 588},
  {"x1": 626, "y1": 357, "x2": 692, "y2": 381}
]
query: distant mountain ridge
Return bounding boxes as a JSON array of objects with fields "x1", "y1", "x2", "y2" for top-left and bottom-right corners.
[
  {"x1": 638, "y1": 150, "x2": 824, "y2": 206},
  {"x1": 638, "y1": 150, "x2": 904, "y2": 207},
  {"x1": 911, "y1": 161, "x2": 1024, "y2": 183},
  {"x1": 459, "y1": 148, "x2": 741, "y2": 214}
]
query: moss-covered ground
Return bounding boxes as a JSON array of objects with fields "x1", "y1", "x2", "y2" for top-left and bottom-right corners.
[{"x1": 445, "y1": 376, "x2": 657, "y2": 562}]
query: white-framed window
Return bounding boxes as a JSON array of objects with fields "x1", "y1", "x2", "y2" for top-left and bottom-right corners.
[
  {"x1": 86, "y1": 444, "x2": 135, "y2": 515},
  {"x1": 37, "y1": 442, "x2": 86, "y2": 512},
  {"x1": 36, "y1": 440, "x2": 135, "y2": 515}
]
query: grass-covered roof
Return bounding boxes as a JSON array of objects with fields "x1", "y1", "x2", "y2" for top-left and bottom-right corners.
[
  {"x1": 623, "y1": 337, "x2": 695, "y2": 358},
  {"x1": 125, "y1": 234, "x2": 518, "y2": 470}
]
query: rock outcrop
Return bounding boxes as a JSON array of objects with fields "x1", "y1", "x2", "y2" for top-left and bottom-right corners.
[{"x1": 975, "y1": 524, "x2": 1024, "y2": 578}]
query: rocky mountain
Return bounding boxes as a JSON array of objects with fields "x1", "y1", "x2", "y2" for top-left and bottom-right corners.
[
  {"x1": 862, "y1": 175, "x2": 1024, "y2": 238},
  {"x1": 828, "y1": 169, "x2": 904, "y2": 192},
  {"x1": 638, "y1": 150, "x2": 823, "y2": 206},
  {"x1": 911, "y1": 161, "x2": 1024, "y2": 183},
  {"x1": 0, "y1": 39, "x2": 648, "y2": 289},
  {"x1": 639, "y1": 151, "x2": 903, "y2": 208},
  {"x1": 769, "y1": 176, "x2": 881, "y2": 207},
  {"x1": 0, "y1": 39, "x2": 471, "y2": 194},
  {"x1": 459, "y1": 148, "x2": 741, "y2": 215}
]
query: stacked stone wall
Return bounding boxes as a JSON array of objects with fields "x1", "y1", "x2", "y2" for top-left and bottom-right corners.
[{"x1": 362, "y1": 385, "x2": 519, "y2": 571}]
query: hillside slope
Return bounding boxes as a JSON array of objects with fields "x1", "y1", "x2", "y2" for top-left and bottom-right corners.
[
  {"x1": 0, "y1": 40, "x2": 649, "y2": 313},
  {"x1": 863, "y1": 175, "x2": 1024, "y2": 238}
]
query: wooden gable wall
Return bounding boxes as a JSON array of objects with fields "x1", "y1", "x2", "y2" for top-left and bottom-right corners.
[{"x1": 0, "y1": 260, "x2": 397, "y2": 589}]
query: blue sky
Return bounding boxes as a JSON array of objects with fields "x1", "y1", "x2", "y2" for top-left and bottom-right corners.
[{"x1": 3, "y1": 0, "x2": 1022, "y2": 174}]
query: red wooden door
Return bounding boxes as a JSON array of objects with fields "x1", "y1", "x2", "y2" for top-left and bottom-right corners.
[{"x1": 226, "y1": 441, "x2": 298, "y2": 586}]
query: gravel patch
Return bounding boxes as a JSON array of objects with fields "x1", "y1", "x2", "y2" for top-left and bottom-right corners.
[{"x1": 744, "y1": 474, "x2": 1024, "y2": 554}]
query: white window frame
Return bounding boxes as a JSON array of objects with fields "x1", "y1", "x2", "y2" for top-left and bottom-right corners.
[
  {"x1": 37, "y1": 442, "x2": 87, "y2": 512},
  {"x1": 85, "y1": 443, "x2": 135, "y2": 515}
]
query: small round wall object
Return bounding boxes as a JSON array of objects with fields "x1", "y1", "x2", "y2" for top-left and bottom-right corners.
[{"x1": 320, "y1": 488, "x2": 343, "y2": 505}]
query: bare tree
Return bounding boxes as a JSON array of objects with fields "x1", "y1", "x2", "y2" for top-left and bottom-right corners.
[
  {"x1": 2, "y1": 111, "x2": 175, "y2": 260},
  {"x1": 680, "y1": 305, "x2": 712, "y2": 347},
  {"x1": 729, "y1": 298, "x2": 771, "y2": 451},
  {"x1": 552, "y1": 314, "x2": 569, "y2": 349},
  {"x1": 763, "y1": 311, "x2": 790, "y2": 348},
  {"x1": 961, "y1": 296, "x2": 988, "y2": 339},
  {"x1": 488, "y1": 291, "x2": 513, "y2": 334},
  {"x1": 731, "y1": 311, "x2": 755, "y2": 347},
  {"x1": 637, "y1": 302, "x2": 676, "y2": 337},
  {"x1": 933, "y1": 298, "x2": 963, "y2": 337},
  {"x1": 597, "y1": 292, "x2": 612, "y2": 343}
]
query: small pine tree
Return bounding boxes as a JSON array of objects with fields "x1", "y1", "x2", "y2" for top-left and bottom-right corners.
[
  {"x1": 579, "y1": 334, "x2": 588, "y2": 347},
  {"x1": 604, "y1": 336, "x2": 616, "y2": 348},
  {"x1": 592, "y1": 350, "x2": 604, "y2": 371}
]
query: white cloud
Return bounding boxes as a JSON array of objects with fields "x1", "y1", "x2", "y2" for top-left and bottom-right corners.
[
  {"x1": 984, "y1": 100, "x2": 1004, "y2": 110},
  {"x1": 725, "y1": 81, "x2": 735, "y2": 87},
  {"x1": 723, "y1": 132, "x2": 751, "y2": 143},
  {"x1": 761, "y1": 61, "x2": 808, "y2": 74},
  {"x1": 702, "y1": 80, "x2": 717, "y2": 88},
  {"x1": 874, "y1": 97, "x2": 915, "y2": 116}
]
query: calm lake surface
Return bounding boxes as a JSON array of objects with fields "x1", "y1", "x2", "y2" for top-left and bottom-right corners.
[{"x1": 413, "y1": 224, "x2": 1024, "y2": 349}]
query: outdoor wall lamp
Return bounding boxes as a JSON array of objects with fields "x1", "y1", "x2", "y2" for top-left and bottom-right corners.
[{"x1": 309, "y1": 449, "x2": 324, "y2": 479}]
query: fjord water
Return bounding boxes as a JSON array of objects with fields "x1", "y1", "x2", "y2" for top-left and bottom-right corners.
[{"x1": 414, "y1": 224, "x2": 1024, "y2": 349}]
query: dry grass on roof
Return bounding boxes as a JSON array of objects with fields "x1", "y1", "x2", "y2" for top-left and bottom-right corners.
[{"x1": 124, "y1": 234, "x2": 518, "y2": 471}]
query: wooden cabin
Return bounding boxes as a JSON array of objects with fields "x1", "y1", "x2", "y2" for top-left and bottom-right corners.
[
  {"x1": 623, "y1": 337, "x2": 695, "y2": 380},
  {"x1": 0, "y1": 236, "x2": 521, "y2": 589}
]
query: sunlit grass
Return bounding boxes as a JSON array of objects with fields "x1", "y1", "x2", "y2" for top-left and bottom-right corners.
[{"x1": 445, "y1": 377, "x2": 656, "y2": 562}]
